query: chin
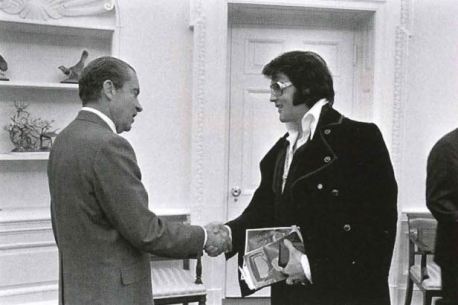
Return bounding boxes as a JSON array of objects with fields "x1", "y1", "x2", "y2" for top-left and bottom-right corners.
[{"x1": 279, "y1": 116, "x2": 289, "y2": 123}]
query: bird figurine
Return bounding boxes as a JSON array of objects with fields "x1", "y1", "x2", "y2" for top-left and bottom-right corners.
[
  {"x1": 58, "y1": 50, "x2": 89, "y2": 83},
  {"x1": 0, "y1": 54, "x2": 9, "y2": 81}
]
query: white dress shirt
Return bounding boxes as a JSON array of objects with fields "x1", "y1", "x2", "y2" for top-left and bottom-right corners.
[{"x1": 81, "y1": 107, "x2": 117, "y2": 133}]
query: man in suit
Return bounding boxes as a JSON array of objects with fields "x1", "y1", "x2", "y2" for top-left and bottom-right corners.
[
  {"x1": 223, "y1": 51, "x2": 398, "y2": 305},
  {"x1": 426, "y1": 130, "x2": 458, "y2": 305},
  {"x1": 48, "y1": 56, "x2": 229, "y2": 305}
]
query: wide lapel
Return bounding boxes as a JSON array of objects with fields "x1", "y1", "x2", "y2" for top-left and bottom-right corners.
[
  {"x1": 271, "y1": 135, "x2": 289, "y2": 194},
  {"x1": 288, "y1": 105, "x2": 344, "y2": 189}
]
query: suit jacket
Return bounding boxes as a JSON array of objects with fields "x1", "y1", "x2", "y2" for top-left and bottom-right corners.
[
  {"x1": 426, "y1": 128, "x2": 458, "y2": 266},
  {"x1": 48, "y1": 111, "x2": 205, "y2": 305},
  {"x1": 227, "y1": 105, "x2": 398, "y2": 305}
]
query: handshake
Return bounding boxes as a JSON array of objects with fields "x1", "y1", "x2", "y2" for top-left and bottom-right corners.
[{"x1": 204, "y1": 222, "x2": 232, "y2": 257}]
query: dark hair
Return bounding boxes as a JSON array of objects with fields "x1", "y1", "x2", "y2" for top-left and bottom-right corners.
[
  {"x1": 79, "y1": 56, "x2": 135, "y2": 105},
  {"x1": 262, "y1": 51, "x2": 334, "y2": 107}
]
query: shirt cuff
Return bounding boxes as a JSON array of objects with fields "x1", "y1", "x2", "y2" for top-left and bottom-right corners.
[
  {"x1": 300, "y1": 254, "x2": 313, "y2": 283},
  {"x1": 224, "y1": 225, "x2": 232, "y2": 240},
  {"x1": 199, "y1": 225, "x2": 207, "y2": 249}
]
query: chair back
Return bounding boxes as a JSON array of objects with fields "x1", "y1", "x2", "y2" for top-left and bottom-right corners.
[
  {"x1": 404, "y1": 212, "x2": 442, "y2": 305},
  {"x1": 407, "y1": 213, "x2": 438, "y2": 254}
]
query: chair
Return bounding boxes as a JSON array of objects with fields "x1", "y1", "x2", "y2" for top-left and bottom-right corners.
[
  {"x1": 151, "y1": 255, "x2": 206, "y2": 305},
  {"x1": 404, "y1": 213, "x2": 442, "y2": 305}
]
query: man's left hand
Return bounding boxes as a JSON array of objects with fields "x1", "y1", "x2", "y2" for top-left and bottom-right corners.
[{"x1": 280, "y1": 239, "x2": 308, "y2": 285}]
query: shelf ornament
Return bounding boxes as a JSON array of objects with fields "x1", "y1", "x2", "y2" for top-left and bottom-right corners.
[
  {"x1": 0, "y1": 0, "x2": 115, "y2": 20},
  {"x1": 0, "y1": 54, "x2": 8, "y2": 81},
  {"x1": 4, "y1": 101, "x2": 58, "y2": 152},
  {"x1": 58, "y1": 49, "x2": 88, "y2": 83}
]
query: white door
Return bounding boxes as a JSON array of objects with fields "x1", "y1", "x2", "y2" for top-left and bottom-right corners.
[{"x1": 225, "y1": 24, "x2": 357, "y2": 297}]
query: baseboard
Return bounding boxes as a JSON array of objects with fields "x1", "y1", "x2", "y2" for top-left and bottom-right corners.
[
  {"x1": 0, "y1": 283, "x2": 57, "y2": 305},
  {"x1": 206, "y1": 287, "x2": 224, "y2": 305}
]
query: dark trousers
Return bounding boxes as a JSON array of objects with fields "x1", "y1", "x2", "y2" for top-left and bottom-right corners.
[{"x1": 436, "y1": 263, "x2": 458, "y2": 305}]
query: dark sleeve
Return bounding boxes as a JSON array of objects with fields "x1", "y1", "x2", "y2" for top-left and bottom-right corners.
[
  {"x1": 225, "y1": 147, "x2": 279, "y2": 257},
  {"x1": 426, "y1": 139, "x2": 458, "y2": 223},
  {"x1": 358, "y1": 124, "x2": 398, "y2": 275},
  {"x1": 93, "y1": 136, "x2": 205, "y2": 258}
]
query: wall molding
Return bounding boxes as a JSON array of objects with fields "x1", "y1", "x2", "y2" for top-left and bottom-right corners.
[
  {"x1": 190, "y1": 0, "x2": 206, "y2": 223},
  {"x1": 0, "y1": 0, "x2": 114, "y2": 21},
  {"x1": 391, "y1": 0, "x2": 413, "y2": 178}
]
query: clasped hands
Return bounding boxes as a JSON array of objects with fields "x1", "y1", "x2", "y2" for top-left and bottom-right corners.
[
  {"x1": 203, "y1": 224, "x2": 308, "y2": 286},
  {"x1": 204, "y1": 222, "x2": 232, "y2": 257}
]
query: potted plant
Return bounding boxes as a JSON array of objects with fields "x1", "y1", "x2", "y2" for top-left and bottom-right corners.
[{"x1": 4, "y1": 101, "x2": 58, "y2": 152}]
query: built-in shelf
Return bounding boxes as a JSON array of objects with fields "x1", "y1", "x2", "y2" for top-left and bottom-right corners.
[
  {"x1": 0, "y1": 81, "x2": 78, "y2": 90},
  {"x1": 0, "y1": 152, "x2": 49, "y2": 161},
  {"x1": 0, "y1": 18, "x2": 115, "y2": 39}
]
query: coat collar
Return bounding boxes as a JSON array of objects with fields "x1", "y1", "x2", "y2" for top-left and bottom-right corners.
[
  {"x1": 76, "y1": 110, "x2": 114, "y2": 132},
  {"x1": 315, "y1": 103, "x2": 344, "y2": 130},
  {"x1": 284, "y1": 105, "x2": 344, "y2": 192}
]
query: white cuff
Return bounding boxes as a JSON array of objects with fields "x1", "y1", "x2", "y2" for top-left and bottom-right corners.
[
  {"x1": 200, "y1": 225, "x2": 207, "y2": 249},
  {"x1": 224, "y1": 225, "x2": 232, "y2": 240},
  {"x1": 300, "y1": 254, "x2": 313, "y2": 283}
]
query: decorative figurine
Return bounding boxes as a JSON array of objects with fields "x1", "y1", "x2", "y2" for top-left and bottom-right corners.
[
  {"x1": 0, "y1": 54, "x2": 9, "y2": 81},
  {"x1": 58, "y1": 50, "x2": 88, "y2": 83},
  {"x1": 4, "y1": 101, "x2": 58, "y2": 152}
]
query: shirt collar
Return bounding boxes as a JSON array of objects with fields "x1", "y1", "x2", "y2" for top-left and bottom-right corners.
[
  {"x1": 286, "y1": 98, "x2": 328, "y2": 141},
  {"x1": 81, "y1": 107, "x2": 117, "y2": 133}
]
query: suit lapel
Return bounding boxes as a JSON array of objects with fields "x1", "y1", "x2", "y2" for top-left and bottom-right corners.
[{"x1": 287, "y1": 105, "x2": 344, "y2": 188}]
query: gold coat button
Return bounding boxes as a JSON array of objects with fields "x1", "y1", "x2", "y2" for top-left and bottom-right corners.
[
  {"x1": 317, "y1": 183, "x2": 324, "y2": 190},
  {"x1": 324, "y1": 129, "x2": 331, "y2": 135},
  {"x1": 343, "y1": 224, "x2": 351, "y2": 232},
  {"x1": 331, "y1": 189, "x2": 339, "y2": 197},
  {"x1": 324, "y1": 156, "x2": 331, "y2": 163}
]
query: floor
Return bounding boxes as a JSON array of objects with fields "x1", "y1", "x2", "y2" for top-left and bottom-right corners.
[
  {"x1": 223, "y1": 297, "x2": 270, "y2": 305},
  {"x1": 221, "y1": 291, "x2": 440, "y2": 305}
]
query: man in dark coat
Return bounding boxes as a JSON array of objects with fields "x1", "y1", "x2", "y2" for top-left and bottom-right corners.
[
  {"x1": 426, "y1": 129, "x2": 458, "y2": 305},
  {"x1": 225, "y1": 51, "x2": 398, "y2": 305}
]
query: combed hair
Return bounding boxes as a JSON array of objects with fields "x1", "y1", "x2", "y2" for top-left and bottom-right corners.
[
  {"x1": 79, "y1": 56, "x2": 134, "y2": 105},
  {"x1": 262, "y1": 51, "x2": 334, "y2": 107}
]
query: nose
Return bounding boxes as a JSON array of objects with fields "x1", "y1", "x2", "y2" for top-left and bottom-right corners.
[
  {"x1": 269, "y1": 92, "x2": 278, "y2": 103},
  {"x1": 135, "y1": 99, "x2": 143, "y2": 113}
]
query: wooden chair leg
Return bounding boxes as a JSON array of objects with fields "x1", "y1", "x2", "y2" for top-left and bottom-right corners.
[
  {"x1": 404, "y1": 276, "x2": 414, "y2": 305},
  {"x1": 198, "y1": 295, "x2": 206, "y2": 305}
]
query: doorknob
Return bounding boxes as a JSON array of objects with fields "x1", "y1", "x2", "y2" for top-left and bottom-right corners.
[{"x1": 231, "y1": 186, "x2": 242, "y2": 199}]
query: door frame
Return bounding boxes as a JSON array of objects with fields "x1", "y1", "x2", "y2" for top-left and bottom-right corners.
[{"x1": 188, "y1": 0, "x2": 405, "y2": 303}]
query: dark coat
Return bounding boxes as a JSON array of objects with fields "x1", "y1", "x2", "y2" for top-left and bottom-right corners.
[
  {"x1": 426, "y1": 128, "x2": 458, "y2": 266},
  {"x1": 227, "y1": 105, "x2": 398, "y2": 305},
  {"x1": 48, "y1": 111, "x2": 205, "y2": 305}
]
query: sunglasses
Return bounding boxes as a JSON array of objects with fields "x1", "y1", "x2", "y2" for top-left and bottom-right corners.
[{"x1": 270, "y1": 81, "x2": 293, "y2": 97}]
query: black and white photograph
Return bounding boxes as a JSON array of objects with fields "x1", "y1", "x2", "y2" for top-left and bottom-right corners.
[{"x1": 0, "y1": 1, "x2": 457, "y2": 305}]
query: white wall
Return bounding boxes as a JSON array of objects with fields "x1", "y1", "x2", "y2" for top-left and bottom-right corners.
[
  {"x1": 400, "y1": 0, "x2": 458, "y2": 212},
  {"x1": 117, "y1": 0, "x2": 194, "y2": 210}
]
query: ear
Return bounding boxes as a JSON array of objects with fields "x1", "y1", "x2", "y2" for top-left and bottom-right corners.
[{"x1": 102, "y1": 80, "x2": 116, "y2": 100}]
